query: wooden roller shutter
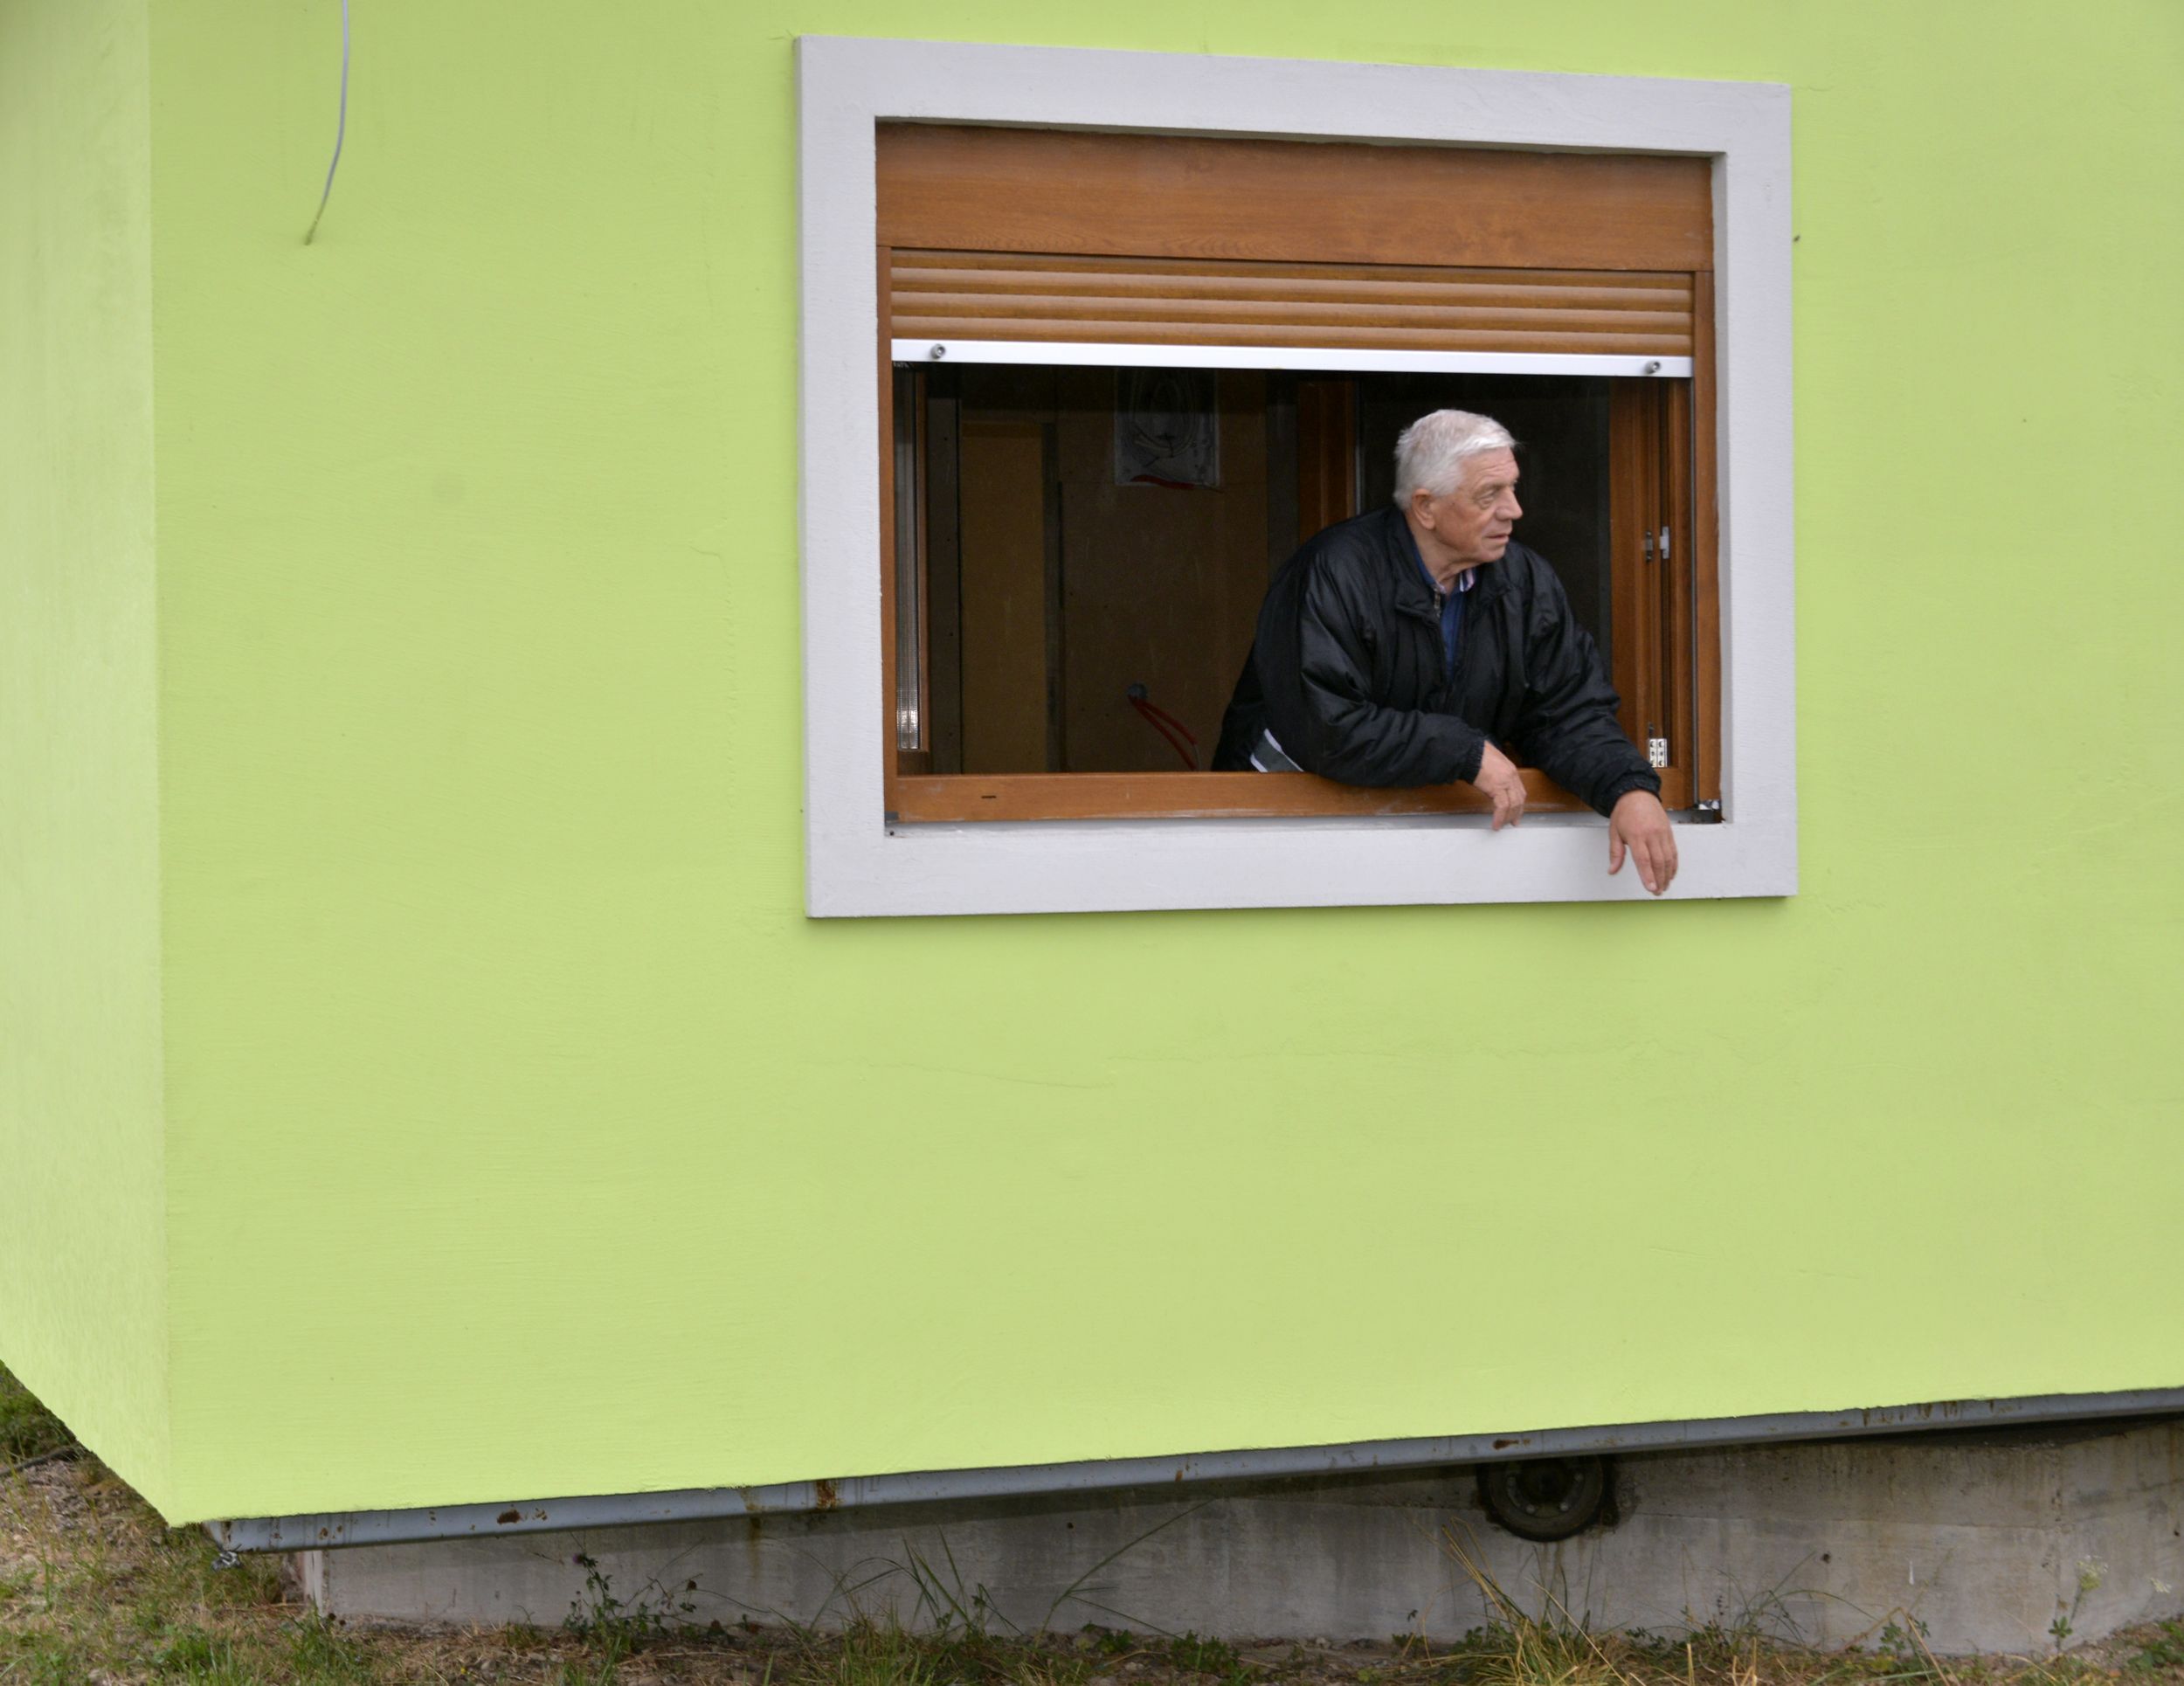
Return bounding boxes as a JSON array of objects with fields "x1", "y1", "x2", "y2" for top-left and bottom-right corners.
[
  {"x1": 878, "y1": 125, "x2": 1711, "y2": 363},
  {"x1": 889, "y1": 252, "x2": 1694, "y2": 359}
]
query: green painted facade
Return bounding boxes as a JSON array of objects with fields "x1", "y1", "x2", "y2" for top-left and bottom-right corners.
[
  {"x1": 0, "y1": 1, "x2": 169, "y2": 1510},
  {"x1": 3, "y1": 0, "x2": 2179, "y2": 1525}
]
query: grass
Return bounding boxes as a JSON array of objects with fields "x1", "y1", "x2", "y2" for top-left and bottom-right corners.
[
  {"x1": 3, "y1": 1362, "x2": 2182, "y2": 1686},
  {"x1": 0, "y1": 1368, "x2": 70, "y2": 1469}
]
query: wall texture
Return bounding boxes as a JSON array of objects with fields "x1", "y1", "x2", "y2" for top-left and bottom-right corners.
[
  {"x1": 0, "y1": 0, "x2": 170, "y2": 1509},
  {"x1": 92, "y1": 0, "x2": 2184, "y2": 1522}
]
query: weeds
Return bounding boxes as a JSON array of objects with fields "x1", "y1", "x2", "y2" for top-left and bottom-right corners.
[
  {"x1": 0, "y1": 1365, "x2": 73, "y2": 1468},
  {"x1": 2051, "y1": 1565, "x2": 2108, "y2": 1655},
  {"x1": 1168, "y1": 1632, "x2": 1254, "y2": 1683},
  {"x1": 1856, "y1": 1616, "x2": 1953, "y2": 1686},
  {"x1": 563, "y1": 1549, "x2": 697, "y2": 1648},
  {"x1": 2129, "y1": 1623, "x2": 2184, "y2": 1674},
  {"x1": 1439, "y1": 1524, "x2": 1634, "y2": 1686},
  {"x1": 285, "y1": 1608, "x2": 378, "y2": 1682},
  {"x1": 149, "y1": 1626, "x2": 256, "y2": 1683},
  {"x1": 902, "y1": 1534, "x2": 1019, "y2": 1643}
]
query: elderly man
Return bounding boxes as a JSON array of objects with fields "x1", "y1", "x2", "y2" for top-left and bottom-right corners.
[{"x1": 1213, "y1": 409, "x2": 1680, "y2": 895}]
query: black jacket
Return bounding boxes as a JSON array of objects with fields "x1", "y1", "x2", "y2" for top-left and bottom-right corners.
[{"x1": 1213, "y1": 507, "x2": 1659, "y2": 818}]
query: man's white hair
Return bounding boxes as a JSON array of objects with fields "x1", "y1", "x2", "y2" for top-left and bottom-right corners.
[{"x1": 1393, "y1": 410, "x2": 1517, "y2": 505}]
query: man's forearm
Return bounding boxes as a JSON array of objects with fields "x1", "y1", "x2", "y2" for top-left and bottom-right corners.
[
  {"x1": 1518, "y1": 721, "x2": 1659, "y2": 818},
  {"x1": 1296, "y1": 690, "x2": 1486, "y2": 787}
]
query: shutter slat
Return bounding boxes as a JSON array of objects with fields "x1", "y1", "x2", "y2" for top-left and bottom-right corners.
[
  {"x1": 900, "y1": 294, "x2": 1692, "y2": 335},
  {"x1": 896, "y1": 273, "x2": 1692, "y2": 312},
  {"x1": 894, "y1": 319, "x2": 1690, "y2": 355},
  {"x1": 891, "y1": 251, "x2": 1695, "y2": 358},
  {"x1": 894, "y1": 252, "x2": 1692, "y2": 298}
]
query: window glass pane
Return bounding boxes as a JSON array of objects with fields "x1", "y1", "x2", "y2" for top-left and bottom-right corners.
[
  {"x1": 891, "y1": 369, "x2": 923, "y2": 751},
  {"x1": 943, "y1": 365, "x2": 1265, "y2": 774}
]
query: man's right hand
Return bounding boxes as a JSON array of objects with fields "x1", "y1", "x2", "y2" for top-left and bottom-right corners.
[{"x1": 1470, "y1": 742, "x2": 1526, "y2": 830}]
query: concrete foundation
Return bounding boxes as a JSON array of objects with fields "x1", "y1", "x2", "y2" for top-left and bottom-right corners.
[{"x1": 301, "y1": 1420, "x2": 2184, "y2": 1656}]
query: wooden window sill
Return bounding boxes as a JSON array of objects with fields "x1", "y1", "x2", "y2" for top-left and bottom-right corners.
[{"x1": 888, "y1": 770, "x2": 1585, "y2": 823}]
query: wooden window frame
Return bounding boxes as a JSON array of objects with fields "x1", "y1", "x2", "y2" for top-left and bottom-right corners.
[
  {"x1": 878, "y1": 127, "x2": 1714, "y2": 825},
  {"x1": 797, "y1": 38, "x2": 1794, "y2": 916}
]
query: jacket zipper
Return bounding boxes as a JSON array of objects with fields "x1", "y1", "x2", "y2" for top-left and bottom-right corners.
[{"x1": 1397, "y1": 597, "x2": 1448, "y2": 695}]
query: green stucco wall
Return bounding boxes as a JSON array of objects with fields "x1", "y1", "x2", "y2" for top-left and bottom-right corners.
[
  {"x1": 72, "y1": 0, "x2": 2184, "y2": 1521},
  {"x1": 0, "y1": 0, "x2": 171, "y2": 1509}
]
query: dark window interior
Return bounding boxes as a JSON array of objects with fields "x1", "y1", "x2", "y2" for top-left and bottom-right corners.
[{"x1": 913, "y1": 364, "x2": 1624, "y2": 778}]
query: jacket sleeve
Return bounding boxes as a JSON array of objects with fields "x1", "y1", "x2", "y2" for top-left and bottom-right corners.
[
  {"x1": 1290, "y1": 557, "x2": 1487, "y2": 787},
  {"x1": 1506, "y1": 564, "x2": 1661, "y2": 817}
]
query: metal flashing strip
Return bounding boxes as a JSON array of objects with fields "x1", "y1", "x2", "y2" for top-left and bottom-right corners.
[
  {"x1": 210, "y1": 1387, "x2": 2184, "y2": 1554},
  {"x1": 890, "y1": 340, "x2": 1694, "y2": 378}
]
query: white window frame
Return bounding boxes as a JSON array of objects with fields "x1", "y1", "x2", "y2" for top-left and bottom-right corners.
[{"x1": 797, "y1": 36, "x2": 1794, "y2": 917}]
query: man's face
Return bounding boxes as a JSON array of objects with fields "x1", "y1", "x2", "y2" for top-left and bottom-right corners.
[{"x1": 1411, "y1": 447, "x2": 1522, "y2": 570}]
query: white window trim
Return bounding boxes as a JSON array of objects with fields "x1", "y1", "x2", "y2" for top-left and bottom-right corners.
[{"x1": 796, "y1": 36, "x2": 1794, "y2": 917}]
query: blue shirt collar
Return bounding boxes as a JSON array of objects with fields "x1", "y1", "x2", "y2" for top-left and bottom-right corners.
[{"x1": 1400, "y1": 520, "x2": 1475, "y2": 598}]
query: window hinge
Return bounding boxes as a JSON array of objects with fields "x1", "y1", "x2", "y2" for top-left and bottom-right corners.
[
  {"x1": 1642, "y1": 530, "x2": 1655, "y2": 564},
  {"x1": 1658, "y1": 526, "x2": 1671, "y2": 561},
  {"x1": 1693, "y1": 798, "x2": 1723, "y2": 823},
  {"x1": 1647, "y1": 736, "x2": 1669, "y2": 770}
]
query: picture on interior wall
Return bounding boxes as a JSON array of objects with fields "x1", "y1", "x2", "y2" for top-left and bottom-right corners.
[{"x1": 1115, "y1": 368, "x2": 1220, "y2": 489}]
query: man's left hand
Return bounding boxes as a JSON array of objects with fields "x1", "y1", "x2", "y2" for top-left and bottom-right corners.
[{"x1": 1608, "y1": 791, "x2": 1678, "y2": 895}]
